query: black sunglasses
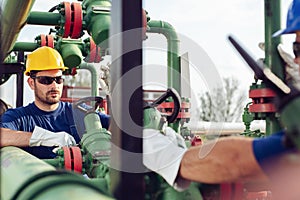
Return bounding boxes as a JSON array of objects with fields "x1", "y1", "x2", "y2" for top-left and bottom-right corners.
[
  {"x1": 32, "y1": 76, "x2": 64, "y2": 85},
  {"x1": 293, "y1": 42, "x2": 300, "y2": 58}
]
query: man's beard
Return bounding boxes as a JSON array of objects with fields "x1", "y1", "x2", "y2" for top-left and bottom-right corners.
[{"x1": 35, "y1": 88, "x2": 61, "y2": 105}]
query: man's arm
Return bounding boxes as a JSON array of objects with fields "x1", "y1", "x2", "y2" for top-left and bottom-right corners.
[
  {"x1": 0, "y1": 127, "x2": 76, "y2": 147},
  {"x1": 0, "y1": 127, "x2": 32, "y2": 147},
  {"x1": 179, "y1": 137, "x2": 268, "y2": 184}
]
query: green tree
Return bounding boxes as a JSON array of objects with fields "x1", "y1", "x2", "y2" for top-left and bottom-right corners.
[{"x1": 198, "y1": 77, "x2": 248, "y2": 122}]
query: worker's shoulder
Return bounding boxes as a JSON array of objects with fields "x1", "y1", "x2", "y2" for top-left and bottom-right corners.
[{"x1": 3, "y1": 103, "x2": 34, "y2": 116}]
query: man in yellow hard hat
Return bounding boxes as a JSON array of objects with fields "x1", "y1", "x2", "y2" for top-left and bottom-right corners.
[{"x1": 0, "y1": 46, "x2": 110, "y2": 159}]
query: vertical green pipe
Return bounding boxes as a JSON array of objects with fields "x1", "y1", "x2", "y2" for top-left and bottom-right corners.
[
  {"x1": 147, "y1": 20, "x2": 181, "y2": 95},
  {"x1": 264, "y1": 0, "x2": 284, "y2": 135},
  {"x1": 79, "y1": 62, "x2": 99, "y2": 97}
]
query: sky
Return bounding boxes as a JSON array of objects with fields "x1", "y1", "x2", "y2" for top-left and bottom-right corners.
[
  {"x1": 144, "y1": 0, "x2": 294, "y2": 88},
  {"x1": 0, "y1": 0, "x2": 295, "y2": 109}
]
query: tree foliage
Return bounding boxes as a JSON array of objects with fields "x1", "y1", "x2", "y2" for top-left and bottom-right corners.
[{"x1": 198, "y1": 77, "x2": 248, "y2": 122}]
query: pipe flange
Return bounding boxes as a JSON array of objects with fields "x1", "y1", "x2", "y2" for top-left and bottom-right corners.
[
  {"x1": 40, "y1": 34, "x2": 46, "y2": 46},
  {"x1": 249, "y1": 88, "x2": 277, "y2": 113},
  {"x1": 40, "y1": 34, "x2": 55, "y2": 48},
  {"x1": 63, "y1": 146, "x2": 72, "y2": 170},
  {"x1": 70, "y1": 2, "x2": 83, "y2": 39},
  {"x1": 46, "y1": 35, "x2": 54, "y2": 48},
  {"x1": 71, "y1": 146, "x2": 83, "y2": 173},
  {"x1": 63, "y1": 146, "x2": 83, "y2": 173},
  {"x1": 63, "y1": 2, "x2": 71, "y2": 38},
  {"x1": 88, "y1": 37, "x2": 101, "y2": 63}
]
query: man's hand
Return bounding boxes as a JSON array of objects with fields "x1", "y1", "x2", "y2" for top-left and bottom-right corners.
[
  {"x1": 30, "y1": 126, "x2": 76, "y2": 147},
  {"x1": 277, "y1": 44, "x2": 300, "y2": 89},
  {"x1": 143, "y1": 127, "x2": 190, "y2": 191}
]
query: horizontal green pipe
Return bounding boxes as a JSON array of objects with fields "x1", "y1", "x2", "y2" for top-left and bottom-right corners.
[
  {"x1": 1, "y1": 147, "x2": 114, "y2": 200},
  {"x1": 13, "y1": 42, "x2": 39, "y2": 52},
  {"x1": 27, "y1": 11, "x2": 61, "y2": 25},
  {"x1": 42, "y1": 158, "x2": 61, "y2": 167},
  {"x1": 147, "y1": 20, "x2": 179, "y2": 43},
  {"x1": 1, "y1": 146, "x2": 56, "y2": 200}
]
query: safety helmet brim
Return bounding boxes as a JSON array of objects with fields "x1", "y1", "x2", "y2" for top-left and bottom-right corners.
[
  {"x1": 273, "y1": 0, "x2": 300, "y2": 37},
  {"x1": 24, "y1": 66, "x2": 69, "y2": 76},
  {"x1": 272, "y1": 28, "x2": 294, "y2": 37}
]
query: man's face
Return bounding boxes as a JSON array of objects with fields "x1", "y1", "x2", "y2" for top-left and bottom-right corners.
[
  {"x1": 294, "y1": 32, "x2": 300, "y2": 65},
  {"x1": 28, "y1": 69, "x2": 64, "y2": 105}
]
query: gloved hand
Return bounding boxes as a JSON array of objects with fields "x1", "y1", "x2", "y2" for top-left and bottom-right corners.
[
  {"x1": 143, "y1": 127, "x2": 190, "y2": 191},
  {"x1": 29, "y1": 126, "x2": 76, "y2": 147},
  {"x1": 277, "y1": 44, "x2": 300, "y2": 90}
]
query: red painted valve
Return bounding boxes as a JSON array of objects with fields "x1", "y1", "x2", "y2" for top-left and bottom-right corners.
[
  {"x1": 39, "y1": 34, "x2": 54, "y2": 48},
  {"x1": 191, "y1": 135, "x2": 202, "y2": 146},
  {"x1": 87, "y1": 37, "x2": 101, "y2": 63},
  {"x1": 62, "y1": 2, "x2": 82, "y2": 39},
  {"x1": 249, "y1": 88, "x2": 276, "y2": 113},
  {"x1": 62, "y1": 146, "x2": 83, "y2": 173},
  {"x1": 157, "y1": 101, "x2": 191, "y2": 122}
]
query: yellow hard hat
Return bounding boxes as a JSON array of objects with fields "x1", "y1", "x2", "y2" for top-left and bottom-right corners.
[{"x1": 24, "y1": 46, "x2": 68, "y2": 76}]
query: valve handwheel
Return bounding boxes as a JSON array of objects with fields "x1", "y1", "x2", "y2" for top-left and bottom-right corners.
[
  {"x1": 143, "y1": 88, "x2": 181, "y2": 123},
  {"x1": 73, "y1": 96, "x2": 104, "y2": 114}
]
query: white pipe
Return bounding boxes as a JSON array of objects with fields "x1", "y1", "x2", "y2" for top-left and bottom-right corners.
[{"x1": 186, "y1": 121, "x2": 266, "y2": 135}]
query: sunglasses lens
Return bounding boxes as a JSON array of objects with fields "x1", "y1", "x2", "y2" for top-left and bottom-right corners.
[
  {"x1": 35, "y1": 76, "x2": 63, "y2": 85},
  {"x1": 39, "y1": 77, "x2": 52, "y2": 85},
  {"x1": 55, "y1": 77, "x2": 64, "y2": 84}
]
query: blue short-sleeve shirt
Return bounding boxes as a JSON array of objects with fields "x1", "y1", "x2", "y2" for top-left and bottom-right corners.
[{"x1": 1, "y1": 101, "x2": 110, "y2": 159}]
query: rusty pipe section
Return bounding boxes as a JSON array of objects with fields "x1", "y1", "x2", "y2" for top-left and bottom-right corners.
[{"x1": 0, "y1": 0, "x2": 35, "y2": 62}]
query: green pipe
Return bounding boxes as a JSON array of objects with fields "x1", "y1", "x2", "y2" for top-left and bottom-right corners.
[
  {"x1": 0, "y1": 0, "x2": 35, "y2": 62},
  {"x1": 264, "y1": 0, "x2": 283, "y2": 135},
  {"x1": 81, "y1": 113, "x2": 111, "y2": 176},
  {"x1": 79, "y1": 62, "x2": 99, "y2": 97},
  {"x1": 26, "y1": 11, "x2": 61, "y2": 26},
  {"x1": 1, "y1": 146, "x2": 114, "y2": 200},
  {"x1": 280, "y1": 97, "x2": 300, "y2": 149},
  {"x1": 60, "y1": 43, "x2": 83, "y2": 69},
  {"x1": 13, "y1": 42, "x2": 39, "y2": 52},
  {"x1": 42, "y1": 158, "x2": 62, "y2": 168},
  {"x1": 82, "y1": 0, "x2": 111, "y2": 48},
  {"x1": 147, "y1": 20, "x2": 181, "y2": 94}
]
